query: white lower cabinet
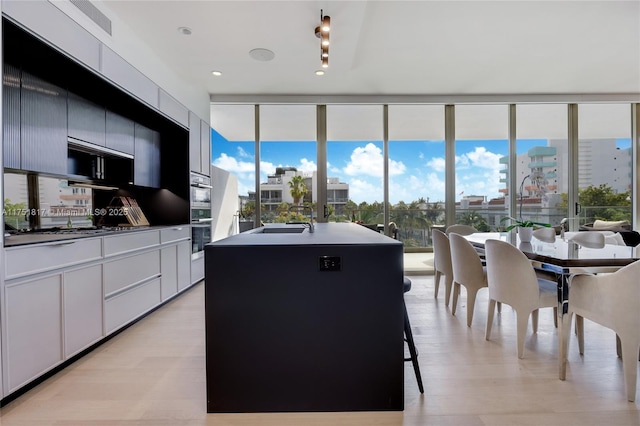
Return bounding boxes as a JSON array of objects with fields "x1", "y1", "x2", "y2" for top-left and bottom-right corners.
[
  {"x1": 5, "y1": 274, "x2": 63, "y2": 392},
  {"x1": 1, "y1": 226, "x2": 191, "y2": 399},
  {"x1": 177, "y1": 241, "x2": 191, "y2": 291},
  {"x1": 63, "y1": 265, "x2": 103, "y2": 358},
  {"x1": 160, "y1": 245, "x2": 178, "y2": 301},
  {"x1": 191, "y1": 256, "x2": 204, "y2": 284},
  {"x1": 161, "y1": 240, "x2": 192, "y2": 299},
  {"x1": 104, "y1": 249, "x2": 161, "y2": 335},
  {"x1": 104, "y1": 278, "x2": 161, "y2": 335}
]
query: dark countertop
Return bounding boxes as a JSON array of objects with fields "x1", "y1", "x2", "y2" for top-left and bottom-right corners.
[
  {"x1": 4, "y1": 225, "x2": 182, "y2": 248},
  {"x1": 208, "y1": 222, "x2": 402, "y2": 247}
]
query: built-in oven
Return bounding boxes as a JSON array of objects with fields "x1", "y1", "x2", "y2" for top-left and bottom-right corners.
[{"x1": 191, "y1": 172, "x2": 212, "y2": 259}]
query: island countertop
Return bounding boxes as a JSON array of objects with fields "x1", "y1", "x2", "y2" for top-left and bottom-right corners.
[{"x1": 207, "y1": 222, "x2": 401, "y2": 247}]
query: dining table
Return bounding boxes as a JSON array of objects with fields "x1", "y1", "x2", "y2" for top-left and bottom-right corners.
[{"x1": 463, "y1": 231, "x2": 640, "y2": 380}]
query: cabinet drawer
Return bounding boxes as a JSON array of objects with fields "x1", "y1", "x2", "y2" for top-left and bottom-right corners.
[
  {"x1": 104, "y1": 250, "x2": 160, "y2": 297},
  {"x1": 161, "y1": 226, "x2": 189, "y2": 244},
  {"x1": 105, "y1": 277, "x2": 161, "y2": 335},
  {"x1": 104, "y1": 230, "x2": 160, "y2": 257},
  {"x1": 5, "y1": 238, "x2": 102, "y2": 279}
]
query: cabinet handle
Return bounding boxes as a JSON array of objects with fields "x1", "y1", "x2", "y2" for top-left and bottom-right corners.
[{"x1": 49, "y1": 241, "x2": 76, "y2": 247}]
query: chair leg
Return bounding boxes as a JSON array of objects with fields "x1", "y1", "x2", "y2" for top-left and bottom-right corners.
[
  {"x1": 466, "y1": 288, "x2": 479, "y2": 327},
  {"x1": 434, "y1": 271, "x2": 441, "y2": 299},
  {"x1": 553, "y1": 307, "x2": 558, "y2": 328},
  {"x1": 486, "y1": 299, "x2": 496, "y2": 340},
  {"x1": 497, "y1": 301, "x2": 502, "y2": 313},
  {"x1": 404, "y1": 301, "x2": 424, "y2": 394},
  {"x1": 576, "y1": 315, "x2": 584, "y2": 355},
  {"x1": 444, "y1": 275, "x2": 453, "y2": 307},
  {"x1": 619, "y1": 338, "x2": 639, "y2": 402},
  {"x1": 451, "y1": 283, "x2": 460, "y2": 315},
  {"x1": 516, "y1": 311, "x2": 529, "y2": 359},
  {"x1": 531, "y1": 309, "x2": 539, "y2": 333}
]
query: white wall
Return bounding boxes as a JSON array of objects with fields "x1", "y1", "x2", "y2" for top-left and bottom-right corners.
[{"x1": 211, "y1": 165, "x2": 238, "y2": 241}]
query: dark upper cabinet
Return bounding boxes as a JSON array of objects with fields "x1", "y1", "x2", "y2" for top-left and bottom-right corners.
[
  {"x1": 3, "y1": 64, "x2": 21, "y2": 169},
  {"x1": 134, "y1": 123, "x2": 160, "y2": 188},
  {"x1": 20, "y1": 71, "x2": 67, "y2": 175},
  {"x1": 106, "y1": 110, "x2": 135, "y2": 155},
  {"x1": 68, "y1": 91, "x2": 106, "y2": 146}
]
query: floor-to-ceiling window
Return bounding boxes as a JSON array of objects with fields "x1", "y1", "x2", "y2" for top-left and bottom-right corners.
[
  {"x1": 577, "y1": 104, "x2": 632, "y2": 226},
  {"x1": 515, "y1": 104, "x2": 568, "y2": 228},
  {"x1": 388, "y1": 105, "x2": 445, "y2": 247},
  {"x1": 454, "y1": 105, "x2": 509, "y2": 231},
  {"x1": 210, "y1": 101, "x2": 636, "y2": 242},
  {"x1": 258, "y1": 105, "x2": 317, "y2": 224},
  {"x1": 210, "y1": 105, "x2": 256, "y2": 229},
  {"x1": 326, "y1": 105, "x2": 384, "y2": 224}
]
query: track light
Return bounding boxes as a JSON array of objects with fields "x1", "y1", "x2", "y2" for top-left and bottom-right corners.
[{"x1": 315, "y1": 9, "x2": 331, "y2": 69}]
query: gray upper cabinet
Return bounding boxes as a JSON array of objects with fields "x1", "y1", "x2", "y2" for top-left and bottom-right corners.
[
  {"x1": 3, "y1": 0, "x2": 101, "y2": 73},
  {"x1": 159, "y1": 89, "x2": 189, "y2": 127},
  {"x1": 101, "y1": 45, "x2": 159, "y2": 110},
  {"x1": 134, "y1": 123, "x2": 161, "y2": 188},
  {"x1": 68, "y1": 92, "x2": 106, "y2": 146},
  {"x1": 189, "y1": 111, "x2": 201, "y2": 173},
  {"x1": 200, "y1": 120, "x2": 211, "y2": 175},
  {"x1": 189, "y1": 112, "x2": 211, "y2": 176},
  {"x1": 20, "y1": 71, "x2": 67, "y2": 175},
  {"x1": 106, "y1": 111, "x2": 135, "y2": 155},
  {"x1": 3, "y1": 64, "x2": 21, "y2": 169}
]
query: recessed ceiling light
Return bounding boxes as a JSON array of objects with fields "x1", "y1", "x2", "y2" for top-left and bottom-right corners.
[
  {"x1": 249, "y1": 48, "x2": 275, "y2": 62},
  {"x1": 211, "y1": 71, "x2": 222, "y2": 76},
  {"x1": 177, "y1": 27, "x2": 192, "y2": 35},
  {"x1": 315, "y1": 70, "x2": 325, "y2": 76}
]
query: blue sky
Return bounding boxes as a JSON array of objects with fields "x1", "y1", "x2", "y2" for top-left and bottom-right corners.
[{"x1": 211, "y1": 129, "x2": 630, "y2": 205}]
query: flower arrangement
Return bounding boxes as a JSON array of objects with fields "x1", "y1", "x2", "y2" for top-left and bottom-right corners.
[{"x1": 500, "y1": 216, "x2": 551, "y2": 232}]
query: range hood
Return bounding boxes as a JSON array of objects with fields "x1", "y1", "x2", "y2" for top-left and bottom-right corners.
[{"x1": 67, "y1": 137, "x2": 133, "y2": 187}]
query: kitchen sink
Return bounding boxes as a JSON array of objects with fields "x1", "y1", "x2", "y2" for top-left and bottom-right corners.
[{"x1": 255, "y1": 227, "x2": 307, "y2": 234}]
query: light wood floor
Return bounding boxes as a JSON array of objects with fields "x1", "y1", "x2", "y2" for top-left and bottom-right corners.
[{"x1": 1, "y1": 275, "x2": 639, "y2": 425}]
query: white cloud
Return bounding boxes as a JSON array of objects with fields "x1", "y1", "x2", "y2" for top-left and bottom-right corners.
[
  {"x1": 212, "y1": 153, "x2": 254, "y2": 173},
  {"x1": 237, "y1": 146, "x2": 251, "y2": 158},
  {"x1": 343, "y1": 143, "x2": 406, "y2": 177},
  {"x1": 348, "y1": 178, "x2": 383, "y2": 204},
  {"x1": 453, "y1": 147, "x2": 503, "y2": 200},
  {"x1": 426, "y1": 157, "x2": 446, "y2": 172},
  {"x1": 297, "y1": 158, "x2": 317, "y2": 173}
]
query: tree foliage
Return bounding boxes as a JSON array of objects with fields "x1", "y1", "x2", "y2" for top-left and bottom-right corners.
[
  {"x1": 288, "y1": 175, "x2": 308, "y2": 205},
  {"x1": 559, "y1": 184, "x2": 631, "y2": 222}
]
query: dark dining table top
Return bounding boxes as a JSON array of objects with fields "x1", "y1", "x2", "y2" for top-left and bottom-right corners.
[{"x1": 465, "y1": 232, "x2": 639, "y2": 271}]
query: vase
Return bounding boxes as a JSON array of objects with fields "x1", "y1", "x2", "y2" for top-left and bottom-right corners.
[{"x1": 518, "y1": 226, "x2": 533, "y2": 243}]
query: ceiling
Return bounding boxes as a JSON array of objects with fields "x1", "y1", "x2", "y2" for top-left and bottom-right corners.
[{"x1": 99, "y1": 1, "x2": 640, "y2": 140}]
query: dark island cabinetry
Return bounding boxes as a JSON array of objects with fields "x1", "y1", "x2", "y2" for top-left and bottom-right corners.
[{"x1": 205, "y1": 223, "x2": 405, "y2": 413}]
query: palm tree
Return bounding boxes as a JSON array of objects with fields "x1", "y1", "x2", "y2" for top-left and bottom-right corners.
[{"x1": 288, "y1": 175, "x2": 307, "y2": 206}]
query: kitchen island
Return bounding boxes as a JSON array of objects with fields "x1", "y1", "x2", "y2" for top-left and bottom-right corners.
[{"x1": 204, "y1": 222, "x2": 405, "y2": 413}]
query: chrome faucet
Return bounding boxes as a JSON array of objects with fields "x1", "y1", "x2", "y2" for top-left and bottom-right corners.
[{"x1": 288, "y1": 205, "x2": 314, "y2": 233}]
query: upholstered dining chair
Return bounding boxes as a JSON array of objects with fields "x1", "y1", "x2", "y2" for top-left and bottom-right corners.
[
  {"x1": 532, "y1": 226, "x2": 556, "y2": 243},
  {"x1": 449, "y1": 232, "x2": 487, "y2": 327},
  {"x1": 432, "y1": 228, "x2": 453, "y2": 306},
  {"x1": 567, "y1": 232, "x2": 605, "y2": 248},
  {"x1": 445, "y1": 224, "x2": 477, "y2": 236},
  {"x1": 562, "y1": 259, "x2": 640, "y2": 402},
  {"x1": 484, "y1": 239, "x2": 557, "y2": 358}
]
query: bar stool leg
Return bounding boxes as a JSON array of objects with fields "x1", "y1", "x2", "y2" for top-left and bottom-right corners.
[{"x1": 404, "y1": 300, "x2": 424, "y2": 394}]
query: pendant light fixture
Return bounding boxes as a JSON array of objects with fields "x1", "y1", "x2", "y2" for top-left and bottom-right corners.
[{"x1": 314, "y1": 10, "x2": 331, "y2": 68}]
